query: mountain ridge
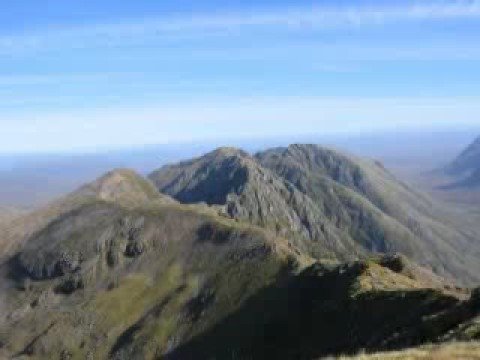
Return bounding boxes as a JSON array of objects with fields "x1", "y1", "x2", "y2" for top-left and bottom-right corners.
[
  {"x1": 0, "y1": 169, "x2": 173, "y2": 264},
  {"x1": 447, "y1": 136, "x2": 480, "y2": 175},
  {"x1": 150, "y1": 144, "x2": 480, "y2": 285},
  {"x1": 445, "y1": 136, "x2": 480, "y2": 188}
]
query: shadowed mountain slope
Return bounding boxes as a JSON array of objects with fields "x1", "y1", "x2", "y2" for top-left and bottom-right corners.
[
  {"x1": 167, "y1": 255, "x2": 479, "y2": 360},
  {"x1": 447, "y1": 136, "x2": 480, "y2": 175},
  {"x1": 445, "y1": 136, "x2": 480, "y2": 188},
  {"x1": 150, "y1": 144, "x2": 480, "y2": 285},
  {"x1": 463, "y1": 168, "x2": 480, "y2": 188}
]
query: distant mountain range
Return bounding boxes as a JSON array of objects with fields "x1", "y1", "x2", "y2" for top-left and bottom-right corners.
[
  {"x1": 1, "y1": 128, "x2": 476, "y2": 208},
  {"x1": 445, "y1": 136, "x2": 480, "y2": 188},
  {"x1": 1, "y1": 144, "x2": 480, "y2": 359}
]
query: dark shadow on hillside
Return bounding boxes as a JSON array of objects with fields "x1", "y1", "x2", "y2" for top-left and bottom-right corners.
[
  {"x1": 165, "y1": 262, "x2": 475, "y2": 360},
  {"x1": 4, "y1": 254, "x2": 29, "y2": 284}
]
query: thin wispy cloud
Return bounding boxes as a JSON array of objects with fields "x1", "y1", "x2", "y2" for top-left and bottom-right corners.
[
  {"x1": 1, "y1": 1, "x2": 478, "y2": 152},
  {"x1": 0, "y1": 72, "x2": 143, "y2": 86},
  {"x1": 1, "y1": 1, "x2": 479, "y2": 54}
]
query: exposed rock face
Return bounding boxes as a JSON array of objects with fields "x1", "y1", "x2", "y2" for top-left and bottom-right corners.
[
  {"x1": 150, "y1": 148, "x2": 347, "y2": 259},
  {"x1": 16, "y1": 204, "x2": 152, "y2": 282},
  {"x1": 55, "y1": 274, "x2": 85, "y2": 295},
  {"x1": 14, "y1": 170, "x2": 165, "y2": 282},
  {"x1": 17, "y1": 204, "x2": 120, "y2": 280},
  {"x1": 255, "y1": 144, "x2": 383, "y2": 209},
  {"x1": 150, "y1": 148, "x2": 250, "y2": 205},
  {"x1": 150, "y1": 145, "x2": 480, "y2": 284}
]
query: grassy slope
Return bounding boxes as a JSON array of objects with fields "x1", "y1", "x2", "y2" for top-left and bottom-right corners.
[
  {"x1": 167, "y1": 255, "x2": 480, "y2": 359},
  {"x1": 0, "y1": 172, "x2": 295, "y2": 359},
  {"x1": 0, "y1": 169, "x2": 169, "y2": 263},
  {"x1": 338, "y1": 342, "x2": 480, "y2": 360}
]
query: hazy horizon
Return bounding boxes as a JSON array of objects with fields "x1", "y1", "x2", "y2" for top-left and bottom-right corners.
[{"x1": 0, "y1": 127, "x2": 477, "y2": 207}]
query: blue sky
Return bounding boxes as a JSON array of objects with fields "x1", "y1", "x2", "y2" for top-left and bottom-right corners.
[{"x1": 1, "y1": 0, "x2": 480, "y2": 153}]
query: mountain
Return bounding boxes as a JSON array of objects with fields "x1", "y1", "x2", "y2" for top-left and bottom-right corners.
[
  {"x1": 0, "y1": 169, "x2": 298, "y2": 359},
  {"x1": 0, "y1": 169, "x2": 171, "y2": 263},
  {"x1": 463, "y1": 168, "x2": 480, "y2": 187},
  {"x1": 447, "y1": 136, "x2": 480, "y2": 175},
  {"x1": 150, "y1": 147, "x2": 349, "y2": 260},
  {"x1": 445, "y1": 136, "x2": 480, "y2": 188},
  {"x1": 150, "y1": 144, "x2": 480, "y2": 285},
  {"x1": 168, "y1": 255, "x2": 480, "y2": 359},
  {"x1": 2, "y1": 148, "x2": 480, "y2": 358},
  {"x1": 1, "y1": 166, "x2": 480, "y2": 359}
]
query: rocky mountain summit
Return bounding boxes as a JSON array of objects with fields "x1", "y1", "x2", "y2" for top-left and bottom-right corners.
[{"x1": 150, "y1": 144, "x2": 480, "y2": 284}]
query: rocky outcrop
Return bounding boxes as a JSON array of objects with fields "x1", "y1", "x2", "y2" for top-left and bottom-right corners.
[
  {"x1": 149, "y1": 145, "x2": 480, "y2": 284},
  {"x1": 150, "y1": 148, "x2": 349, "y2": 258},
  {"x1": 17, "y1": 204, "x2": 149, "y2": 282}
]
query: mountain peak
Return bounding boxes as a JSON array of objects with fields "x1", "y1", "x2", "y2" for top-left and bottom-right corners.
[
  {"x1": 445, "y1": 135, "x2": 480, "y2": 188},
  {"x1": 149, "y1": 147, "x2": 254, "y2": 206},
  {"x1": 75, "y1": 168, "x2": 163, "y2": 206},
  {"x1": 209, "y1": 146, "x2": 249, "y2": 158},
  {"x1": 149, "y1": 143, "x2": 480, "y2": 285},
  {"x1": 447, "y1": 135, "x2": 480, "y2": 174}
]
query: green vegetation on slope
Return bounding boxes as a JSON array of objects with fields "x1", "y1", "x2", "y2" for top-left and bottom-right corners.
[
  {"x1": 167, "y1": 256, "x2": 480, "y2": 359},
  {"x1": 337, "y1": 342, "x2": 480, "y2": 360},
  {"x1": 2, "y1": 151, "x2": 480, "y2": 359},
  {"x1": 0, "y1": 172, "x2": 294, "y2": 359}
]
